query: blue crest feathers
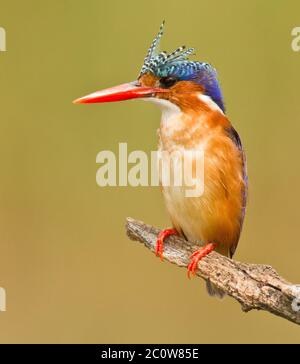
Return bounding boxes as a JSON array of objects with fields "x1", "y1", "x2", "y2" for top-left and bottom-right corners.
[{"x1": 139, "y1": 22, "x2": 225, "y2": 112}]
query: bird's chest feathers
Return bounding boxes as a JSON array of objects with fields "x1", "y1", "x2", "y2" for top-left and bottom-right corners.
[
  {"x1": 157, "y1": 100, "x2": 244, "y2": 246},
  {"x1": 158, "y1": 99, "x2": 230, "y2": 157}
]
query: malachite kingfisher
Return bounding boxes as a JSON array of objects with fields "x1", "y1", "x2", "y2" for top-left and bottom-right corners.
[{"x1": 74, "y1": 22, "x2": 248, "y2": 297}]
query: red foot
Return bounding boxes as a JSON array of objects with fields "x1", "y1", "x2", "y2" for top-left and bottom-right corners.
[
  {"x1": 187, "y1": 243, "x2": 216, "y2": 278},
  {"x1": 156, "y1": 228, "x2": 178, "y2": 260}
]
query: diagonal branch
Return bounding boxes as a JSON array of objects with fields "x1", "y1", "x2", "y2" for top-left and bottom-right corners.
[{"x1": 126, "y1": 217, "x2": 300, "y2": 326}]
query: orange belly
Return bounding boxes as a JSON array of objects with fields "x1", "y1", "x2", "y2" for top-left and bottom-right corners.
[{"x1": 159, "y1": 112, "x2": 246, "y2": 257}]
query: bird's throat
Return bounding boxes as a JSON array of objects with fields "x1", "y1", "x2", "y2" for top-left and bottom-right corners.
[{"x1": 151, "y1": 96, "x2": 229, "y2": 151}]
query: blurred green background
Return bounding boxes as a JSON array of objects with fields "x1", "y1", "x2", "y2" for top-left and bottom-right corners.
[{"x1": 0, "y1": 0, "x2": 300, "y2": 343}]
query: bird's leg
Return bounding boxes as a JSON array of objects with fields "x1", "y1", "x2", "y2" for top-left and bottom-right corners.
[
  {"x1": 187, "y1": 243, "x2": 216, "y2": 278},
  {"x1": 156, "y1": 228, "x2": 178, "y2": 260}
]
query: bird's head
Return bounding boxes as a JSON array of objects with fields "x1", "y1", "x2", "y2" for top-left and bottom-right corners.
[{"x1": 73, "y1": 22, "x2": 225, "y2": 113}]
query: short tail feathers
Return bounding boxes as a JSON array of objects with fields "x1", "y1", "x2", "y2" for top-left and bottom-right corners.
[{"x1": 206, "y1": 279, "x2": 225, "y2": 299}]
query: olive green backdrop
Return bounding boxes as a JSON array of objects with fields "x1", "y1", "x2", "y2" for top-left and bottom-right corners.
[{"x1": 0, "y1": 0, "x2": 300, "y2": 343}]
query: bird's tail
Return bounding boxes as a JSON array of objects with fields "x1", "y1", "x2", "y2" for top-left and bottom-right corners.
[{"x1": 206, "y1": 279, "x2": 225, "y2": 299}]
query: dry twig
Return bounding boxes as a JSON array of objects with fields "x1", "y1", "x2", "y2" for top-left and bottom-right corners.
[{"x1": 126, "y1": 217, "x2": 300, "y2": 326}]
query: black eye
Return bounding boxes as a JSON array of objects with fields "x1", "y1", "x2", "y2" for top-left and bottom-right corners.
[{"x1": 159, "y1": 76, "x2": 178, "y2": 88}]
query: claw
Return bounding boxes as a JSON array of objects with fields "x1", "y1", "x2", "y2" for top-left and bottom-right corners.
[
  {"x1": 155, "y1": 228, "x2": 178, "y2": 260},
  {"x1": 187, "y1": 243, "x2": 216, "y2": 278}
]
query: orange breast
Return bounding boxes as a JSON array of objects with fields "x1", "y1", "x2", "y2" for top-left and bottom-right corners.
[{"x1": 159, "y1": 107, "x2": 247, "y2": 257}]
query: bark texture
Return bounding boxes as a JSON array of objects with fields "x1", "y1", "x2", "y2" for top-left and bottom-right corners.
[{"x1": 126, "y1": 217, "x2": 300, "y2": 326}]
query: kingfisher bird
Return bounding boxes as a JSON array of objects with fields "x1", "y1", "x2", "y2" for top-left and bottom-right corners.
[{"x1": 74, "y1": 22, "x2": 247, "y2": 297}]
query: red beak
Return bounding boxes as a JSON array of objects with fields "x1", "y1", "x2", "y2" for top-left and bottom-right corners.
[{"x1": 73, "y1": 82, "x2": 166, "y2": 104}]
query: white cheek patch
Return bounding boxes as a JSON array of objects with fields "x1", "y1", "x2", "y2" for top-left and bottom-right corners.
[
  {"x1": 197, "y1": 94, "x2": 224, "y2": 115},
  {"x1": 143, "y1": 94, "x2": 223, "y2": 118}
]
